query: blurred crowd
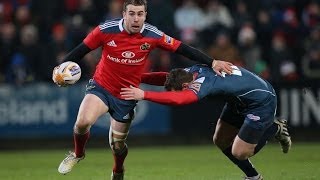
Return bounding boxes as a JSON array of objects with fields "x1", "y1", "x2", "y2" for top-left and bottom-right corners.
[{"x1": 1, "y1": 0, "x2": 320, "y2": 86}]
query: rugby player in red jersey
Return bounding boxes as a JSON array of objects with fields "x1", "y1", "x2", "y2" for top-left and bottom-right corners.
[{"x1": 53, "y1": 0, "x2": 233, "y2": 179}]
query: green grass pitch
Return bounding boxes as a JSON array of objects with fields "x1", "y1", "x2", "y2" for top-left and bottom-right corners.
[{"x1": 0, "y1": 143, "x2": 319, "y2": 180}]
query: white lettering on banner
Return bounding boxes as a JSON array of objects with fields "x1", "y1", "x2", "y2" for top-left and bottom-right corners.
[
  {"x1": 107, "y1": 54, "x2": 145, "y2": 64},
  {"x1": 0, "y1": 99, "x2": 68, "y2": 125},
  {"x1": 280, "y1": 88, "x2": 320, "y2": 127}
]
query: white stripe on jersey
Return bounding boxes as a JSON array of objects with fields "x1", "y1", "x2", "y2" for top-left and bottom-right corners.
[
  {"x1": 145, "y1": 25, "x2": 163, "y2": 34},
  {"x1": 99, "y1": 21, "x2": 119, "y2": 29},
  {"x1": 145, "y1": 24, "x2": 163, "y2": 36},
  {"x1": 238, "y1": 89, "x2": 276, "y2": 97},
  {"x1": 100, "y1": 20, "x2": 118, "y2": 26},
  {"x1": 99, "y1": 23, "x2": 118, "y2": 30}
]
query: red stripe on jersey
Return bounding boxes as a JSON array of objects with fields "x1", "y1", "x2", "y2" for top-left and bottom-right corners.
[{"x1": 144, "y1": 90, "x2": 198, "y2": 105}]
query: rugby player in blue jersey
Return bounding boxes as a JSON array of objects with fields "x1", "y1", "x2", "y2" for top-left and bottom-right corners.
[{"x1": 121, "y1": 64, "x2": 292, "y2": 180}]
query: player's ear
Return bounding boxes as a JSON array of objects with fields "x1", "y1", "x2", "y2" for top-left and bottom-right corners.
[{"x1": 182, "y1": 83, "x2": 189, "y2": 90}]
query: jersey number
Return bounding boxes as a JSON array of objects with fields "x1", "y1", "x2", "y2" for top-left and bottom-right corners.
[{"x1": 221, "y1": 66, "x2": 242, "y2": 77}]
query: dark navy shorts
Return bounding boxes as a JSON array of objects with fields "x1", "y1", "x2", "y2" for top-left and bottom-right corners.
[
  {"x1": 85, "y1": 79, "x2": 137, "y2": 123},
  {"x1": 220, "y1": 94, "x2": 277, "y2": 144}
]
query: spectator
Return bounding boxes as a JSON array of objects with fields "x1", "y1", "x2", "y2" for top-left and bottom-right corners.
[
  {"x1": 237, "y1": 24, "x2": 265, "y2": 76},
  {"x1": 207, "y1": 31, "x2": 243, "y2": 66},
  {"x1": 0, "y1": 23, "x2": 17, "y2": 82},
  {"x1": 302, "y1": 1, "x2": 320, "y2": 29},
  {"x1": 12, "y1": 24, "x2": 47, "y2": 82},
  {"x1": 269, "y1": 31, "x2": 299, "y2": 83},
  {"x1": 204, "y1": 0, "x2": 234, "y2": 29},
  {"x1": 304, "y1": 25, "x2": 320, "y2": 52},
  {"x1": 255, "y1": 9, "x2": 273, "y2": 61},
  {"x1": 302, "y1": 44, "x2": 320, "y2": 79},
  {"x1": 1, "y1": 0, "x2": 320, "y2": 83},
  {"x1": 77, "y1": 0, "x2": 99, "y2": 26},
  {"x1": 104, "y1": 0, "x2": 122, "y2": 20},
  {"x1": 232, "y1": 0, "x2": 251, "y2": 31},
  {"x1": 174, "y1": 0, "x2": 206, "y2": 44}
]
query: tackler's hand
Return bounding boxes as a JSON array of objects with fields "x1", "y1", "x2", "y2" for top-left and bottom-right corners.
[
  {"x1": 120, "y1": 85, "x2": 145, "y2": 100},
  {"x1": 212, "y1": 60, "x2": 233, "y2": 76}
]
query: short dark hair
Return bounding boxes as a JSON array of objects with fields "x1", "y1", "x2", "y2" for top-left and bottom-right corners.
[
  {"x1": 164, "y1": 69, "x2": 193, "y2": 91},
  {"x1": 123, "y1": 0, "x2": 147, "y2": 11}
]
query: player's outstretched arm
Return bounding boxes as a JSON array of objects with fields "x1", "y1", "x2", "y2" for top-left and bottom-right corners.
[
  {"x1": 175, "y1": 43, "x2": 233, "y2": 76},
  {"x1": 121, "y1": 86, "x2": 145, "y2": 100},
  {"x1": 120, "y1": 86, "x2": 198, "y2": 105}
]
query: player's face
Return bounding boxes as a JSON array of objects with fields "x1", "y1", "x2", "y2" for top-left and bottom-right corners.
[{"x1": 123, "y1": 5, "x2": 147, "y2": 34}]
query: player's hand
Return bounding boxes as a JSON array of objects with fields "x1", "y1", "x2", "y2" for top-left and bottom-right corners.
[
  {"x1": 52, "y1": 65, "x2": 68, "y2": 87},
  {"x1": 212, "y1": 60, "x2": 233, "y2": 76},
  {"x1": 120, "y1": 85, "x2": 145, "y2": 100}
]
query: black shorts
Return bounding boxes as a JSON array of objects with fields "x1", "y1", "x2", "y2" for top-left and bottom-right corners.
[
  {"x1": 220, "y1": 95, "x2": 277, "y2": 144},
  {"x1": 85, "y1": 79, "x2": 137, "y2": 123}
]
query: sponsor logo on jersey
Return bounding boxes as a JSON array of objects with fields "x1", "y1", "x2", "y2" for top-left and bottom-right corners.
[
  {"x1": 164, "y1": 35, "x2": 174, "y2": 45},
  {"x1": 122, "y1": 51, "x2": 135, "y2": 58},
  {"x1": 107, "y1": 40, "x2": 117, "y2": 47},
  {"x1": 247, "y1": 114, "x2": 261, "y2": 121},
  {"x1": 107, "y1": 54, "x2": 145, "y2": 64},
  {"x1": 140, "y1": 43, "x2": 151, "y2": 50}
]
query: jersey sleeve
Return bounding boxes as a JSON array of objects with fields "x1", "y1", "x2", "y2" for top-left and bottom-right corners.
[
  {"x1": 141, "y1": 72, "x2": 168, "y2": 86},
  {"x1": 156, "y1": 33, "x2": 182, "y2": 52},
  {"x1": 83, "y1": 26, "x2": 104, "y2": 50},
  {"x1": 144, "y1": 90, "x2": 198, "y2": 105}
]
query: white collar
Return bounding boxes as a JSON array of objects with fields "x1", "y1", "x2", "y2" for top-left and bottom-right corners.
[{"x1": 119, "y1": 18, "x2": 146, "y2": 33}]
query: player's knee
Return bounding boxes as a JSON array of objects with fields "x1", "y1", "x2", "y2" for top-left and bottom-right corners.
[
  {"x1": 231, "y1": 148, "x2": 253, "y2": 160},
  {"x1": 73, "y1": 124, "x2": 91, "y2": 134},
  {"x1": 75, "y1": 114, "x2": 94, "y2": 130},
  {"x1": 109, "y1": 128, "x2": 129, "y2": 154}
]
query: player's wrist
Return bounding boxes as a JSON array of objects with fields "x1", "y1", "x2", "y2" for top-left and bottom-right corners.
[
  {"x1": 143, "y1": 91, "x2": 149, "y2": 100},
  {"x1": 212, "y1": 59, "x2": 217, "y2": 68}
]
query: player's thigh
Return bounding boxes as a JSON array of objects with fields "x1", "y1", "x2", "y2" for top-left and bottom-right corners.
[
  {"x1": 213, "y1": 104, "x2": 244, "y2": 149},
  {"x1": 76, "y1": 94, "x2": 109, "y2": 126},
  {"x1": 213, "y1": 119, "x2": 239, "y2": 149},
  {"x1": 231, "y1": 110, "x2": 274, "y2": 159},
  {"x1": 111, "y1": 118, "x2": 131, "y2": 134}
]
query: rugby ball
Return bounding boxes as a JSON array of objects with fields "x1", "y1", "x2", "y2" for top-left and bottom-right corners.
[{"x1": 53, "y1": 61, "x2": 81, "y2": 85}]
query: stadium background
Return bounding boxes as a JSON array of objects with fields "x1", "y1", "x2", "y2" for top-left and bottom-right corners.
[{"x1": 0, "y1": 0, "x2": 319, "y2": 179}]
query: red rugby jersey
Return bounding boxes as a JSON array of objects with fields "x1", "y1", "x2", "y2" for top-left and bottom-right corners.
[{"x1": 83, "y1": 19, "x2": 181, "y2": 99}]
